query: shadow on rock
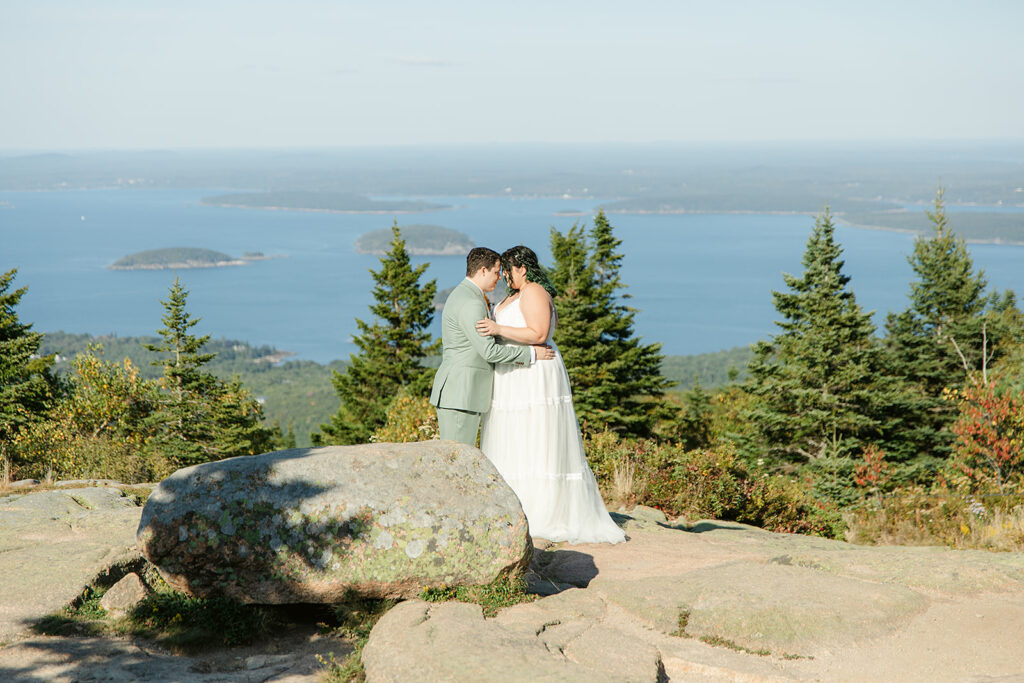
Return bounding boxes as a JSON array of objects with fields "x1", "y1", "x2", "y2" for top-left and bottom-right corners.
[
  {"x1": 4, "y1": 602, "x2": 354, "y2": 683},
  {"x1": 526, "y1": 548, "x2": 599, "y2": 596},
  {"x1": 685, "y1": 521, "x2": 750, "y2": 534}
]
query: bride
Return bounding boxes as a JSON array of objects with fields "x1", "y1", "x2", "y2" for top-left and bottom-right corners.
[{"x1": 476, "y1": 245, "x2": 625, "y2": 545}]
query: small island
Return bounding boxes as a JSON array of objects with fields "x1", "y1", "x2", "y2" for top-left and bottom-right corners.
[
  {"x1": 109, "y1": 247, "x2": 248, "y2": 270},
  {"x1": 356, "y1": 224, "x2": 474, "y2": 256}
]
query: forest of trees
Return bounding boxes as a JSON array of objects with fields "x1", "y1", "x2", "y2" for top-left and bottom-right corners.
[{"x1": 4, "y1": 190, "x2": 1024, "y2": 546}]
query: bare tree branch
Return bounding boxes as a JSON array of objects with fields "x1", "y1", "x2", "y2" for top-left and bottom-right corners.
[{"x1": 947, "y1": 334, "x2": 976, "y2": 384}]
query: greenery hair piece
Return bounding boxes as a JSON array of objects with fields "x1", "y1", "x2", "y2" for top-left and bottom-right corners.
[{"x1": 500, "y1": 245, "x2": 557, "y2": 299}]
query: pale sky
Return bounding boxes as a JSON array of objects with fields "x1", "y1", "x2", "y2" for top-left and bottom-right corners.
[{"x1": 2, "y1": 0, "x2": 1022, "y2": 150}]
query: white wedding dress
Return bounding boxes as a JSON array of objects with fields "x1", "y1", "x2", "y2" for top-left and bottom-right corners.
[{"x1": 480, "y1": 298, "x2": 626, "y2": 544}]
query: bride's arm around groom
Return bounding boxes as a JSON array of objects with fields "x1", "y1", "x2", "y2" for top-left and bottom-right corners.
[{"x1": 430, "y1": 247, "x2": 553, "y2": 445}]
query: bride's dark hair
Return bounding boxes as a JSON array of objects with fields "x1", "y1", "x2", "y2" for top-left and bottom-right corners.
[{"x1": 501, "y1": 245, "x2": 557, "y2": 299}]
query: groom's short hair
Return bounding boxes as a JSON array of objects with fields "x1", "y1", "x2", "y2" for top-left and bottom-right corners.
[{"x1": 466, "y1": 247, "x2": 500, "y2": 276}]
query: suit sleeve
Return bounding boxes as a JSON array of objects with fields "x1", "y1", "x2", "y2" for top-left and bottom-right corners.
[{"x1": 456, "y1": 297, "x2": 532, "y2": 365}]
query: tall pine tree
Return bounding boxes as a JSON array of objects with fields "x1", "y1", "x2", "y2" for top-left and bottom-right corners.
[
  {"x1": 745, "y1": 210, "x2": 894, "y2": 465},
  {"x1": 883, "y1": 187, "x2": 1011, "y2": 466},
  {"x1": 144, "y1": 277, "x2": 271, "y2": 466},
  {"x1": 315, "y1": 224, "x2": 440, "y2": 445},
  {"x1": 549, "y1": 210, "x2": 671, "y2": 437},
  {"x1": 0, "y1": 269, "x2": 58, "y2": 479}
]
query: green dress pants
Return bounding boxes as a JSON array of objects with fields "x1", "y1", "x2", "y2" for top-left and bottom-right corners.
[{"x1": 436, "y1": 406, "x2": 482, "y2": 445}]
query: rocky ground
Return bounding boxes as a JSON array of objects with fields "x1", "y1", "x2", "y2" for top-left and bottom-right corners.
[
  {"x1": 368, "y1": 507, "x2": 1024, "y2": 681},
  {"x1": 3, "y1": 484, "x2": 1024, "y2": 681},
  {"x1": 0, "y1": 482, "x2": 349, "y2": 681}
]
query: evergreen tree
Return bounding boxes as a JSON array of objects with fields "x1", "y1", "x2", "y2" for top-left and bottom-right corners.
[
  {"x1": 0, "y1": 269, "x2": 58, "y2": 478},
  {"x1": 145, "y1": 277, "x2": 271, "y2": 466},
  {"x1": 745, "y1": 210, "x2": 893, "y2": 465},
  {"x1": 267, "y1": 420, "x2": 297, "y2": 450},
  {"x1": 883, "y1": 188, "x2": 1012, "y2": 465},
  {"x1": 677, "y1": 375, "x2": 715, "y2": 450},
  {"x1": 549, "y1": 210, "x2": 671, "y2": 437},
  {"x1": 315, "y1": 224, "x2": 440, "y2": 445}
]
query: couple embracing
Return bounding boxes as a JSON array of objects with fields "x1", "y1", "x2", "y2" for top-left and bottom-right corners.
[{"x1": 430, "y1": 246, "x2": 625, "y2": 545}]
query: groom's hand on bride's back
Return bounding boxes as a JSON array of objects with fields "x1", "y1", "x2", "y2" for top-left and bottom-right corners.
[{"x1": 533, "y1": 344, "x2": 555, "y2": 360}]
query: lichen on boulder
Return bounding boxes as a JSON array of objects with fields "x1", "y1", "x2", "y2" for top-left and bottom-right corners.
[{"x1": 135, "y1": 442, "x2": 532, "y2": 602}]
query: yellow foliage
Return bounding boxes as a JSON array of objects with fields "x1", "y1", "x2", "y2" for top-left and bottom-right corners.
[
  {"x1": 11, "y1": 349, "x2": 173, "y2": 483},
  {"x1": 371, "y1": 394, "x2": 438, "y2": 443}
]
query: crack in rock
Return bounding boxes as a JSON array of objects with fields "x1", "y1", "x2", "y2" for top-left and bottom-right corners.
[{"x1": 535, "y1": 619, "x2": 561, "y2": 636}]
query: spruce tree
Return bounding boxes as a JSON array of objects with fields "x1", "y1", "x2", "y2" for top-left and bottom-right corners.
[
  {"x1": 883, "y1": 188, "x2": 1008, "y2": 465},
  {"x1": 745, "y1": 210, "x2": 893, "y2": 465},
  {"x1": 315, "y1": 224, "x2": 440, "y2": 445},
  {"x1": 0, "y1": 269, "x2": 57, "y2": 477},
  {"x1": 549, "y1": 210, "x2": 671, "y2": 437},
  {"x1": 678, "y1": 375, "x2": 715, "y2": 450},
  {"x1": 145, "y1": 277, "x2": 271, "y2": 466}
]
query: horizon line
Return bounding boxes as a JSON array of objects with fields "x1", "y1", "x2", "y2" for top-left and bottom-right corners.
[{"x1": 3, "y1": 137, "x2": 1024, "y2": 156}]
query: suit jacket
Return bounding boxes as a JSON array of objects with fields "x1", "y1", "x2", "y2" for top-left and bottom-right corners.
[{"x1": 430, "y1": 278, "x2": 531, "y2": 412}]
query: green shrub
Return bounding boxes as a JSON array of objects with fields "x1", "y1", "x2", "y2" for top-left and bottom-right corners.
[
  {"x1": 128, "y1": 591, "x2": 279, "y2": 650},
  {"x1": 586, "y1": 432, "x2": 845, "y2": 539},
  {"x1": 12, "y1": 353, "x2": 173, "y2": 483}
]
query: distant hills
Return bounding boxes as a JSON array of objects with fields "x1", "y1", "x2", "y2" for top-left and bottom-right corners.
[
  {"x1": 3, "y1": 146, "x2": 1021, "y2": 243},
  {"x1": 356, "y1": 224, "x2": 473, "y2": 256},
  {"x1": 38, "y1": 331, "x2": 751, "y2": 447},
  {"x1": 604, "y1": 195, "x2": 899, "y2": 215},
  {"x1": 109, "y1": 247, "x2": 246, "y2": 270}
]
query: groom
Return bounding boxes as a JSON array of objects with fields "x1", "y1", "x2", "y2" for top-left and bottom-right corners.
[{"x1": 430, "y1": 247, "x2": 554, "y2": 444}]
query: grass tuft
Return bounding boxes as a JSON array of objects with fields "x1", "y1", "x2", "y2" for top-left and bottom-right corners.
[
  {"x1": 670, "y1": 609, "x2": 691, "y2": 637},
  {"x1": 118, "y1": 485, "x2": 154, "y2": 505},
  {"x1": 699, "y1": 634, "x2": 772, "y2": 657},
  {"x1": 317, "y1": 647, "x2": 367, "y2": 683},
  {"x1": 669, "y1": 611, "x2": 812, "y2": 661},
  {"x1": 33, "y1": 586, "x2": 109, "y2": 637},
  {"x1": 316, "y1": 591, "x2": 396, "y2": 683},
  {"x1": 420, "y1": 574, "x2": 537, "y2": 617}
]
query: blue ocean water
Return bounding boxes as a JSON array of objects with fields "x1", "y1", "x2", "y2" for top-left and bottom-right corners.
[{"x1": 1, "y1": 189, "x2": 1022, "y2": 363}]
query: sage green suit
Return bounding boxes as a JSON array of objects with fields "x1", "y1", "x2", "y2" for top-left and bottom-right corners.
[{"x1": 430, "y1": 278, "x2": 531, "y2": 444}]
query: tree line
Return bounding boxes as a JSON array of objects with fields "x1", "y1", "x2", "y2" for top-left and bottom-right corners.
[
  {"x1": 740, "y1": 188, "x2": 1024, "y2": 501},
  {"x1": 1, "y1": 273, "x2": 293, "y2": 483},
  {"x1": 4, "y1": 193, "x2": 1023, "y2": 512}
]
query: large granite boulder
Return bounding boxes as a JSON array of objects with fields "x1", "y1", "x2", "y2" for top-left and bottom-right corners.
[{"x1": 135, "y1": 442, "x2": 532, "y2": 603}]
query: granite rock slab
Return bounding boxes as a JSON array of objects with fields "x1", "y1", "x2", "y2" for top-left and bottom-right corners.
[
  {"x1": 136, "y1": 442, "x2": 532, "y2": 602},
  {"x1": 0, "y1": 486, "x2": 145, "y2": 643}
]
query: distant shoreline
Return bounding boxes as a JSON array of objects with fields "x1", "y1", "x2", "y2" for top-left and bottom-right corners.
[
  {"x1": 605, "y1": 207, "x2": 814, "y2": 216},
  {"x1": 109, "y1": 259, "x2": 248, "y2": 271},
  {"x1": 355, "y1": 246, "x2": 469, "y2": 256},
  {"x1": 200, "y1": 202, "x2": 450, "y2": 215},
  {"x1": 835, "y1": 217, "x2": 1024, "y2": 247}
]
